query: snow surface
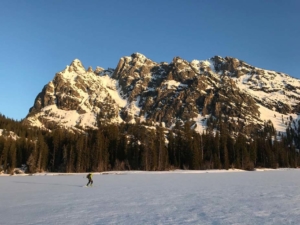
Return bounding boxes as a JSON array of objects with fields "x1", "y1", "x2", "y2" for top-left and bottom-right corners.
[
  {"x1": 193, "y1": 114, "x2": 209, "y2": 133},
  {"x1": 258, "y1": 104, "x2": 299, "y2": 133},
  {"x1": 1, "y1": 169, "x2": 300, "y2": 225}
]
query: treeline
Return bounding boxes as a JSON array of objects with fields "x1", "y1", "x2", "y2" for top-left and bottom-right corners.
[{"x1": 0, "y1": 113, "x2": 300, "y2": 173}]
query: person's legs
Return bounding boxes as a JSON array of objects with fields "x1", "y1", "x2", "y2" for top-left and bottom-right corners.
[{"x1": 86, "y1": 179, "x2": 91, "y2": 186}]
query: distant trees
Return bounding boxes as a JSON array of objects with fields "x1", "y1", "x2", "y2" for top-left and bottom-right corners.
[{"x1": 0, "y1": 113, "x2": 300, "y2": 173}]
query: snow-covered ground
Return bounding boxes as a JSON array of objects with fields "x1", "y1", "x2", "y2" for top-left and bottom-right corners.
[{"x1": 1, "y1": 169, "x2": 300, "y2": 225}]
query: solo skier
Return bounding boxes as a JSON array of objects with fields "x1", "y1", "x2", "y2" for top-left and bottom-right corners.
[{"x1": 86, "y1": 173, "x2": 93, "y2": 187}]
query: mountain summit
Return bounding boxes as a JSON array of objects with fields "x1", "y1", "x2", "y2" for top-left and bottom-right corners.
[{"x1": 23, "y1": 53, "x2": 300, "y2": 137}]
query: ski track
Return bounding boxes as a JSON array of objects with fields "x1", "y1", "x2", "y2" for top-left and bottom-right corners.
[{"x1": 1, "y1": 170, "x2": 300, "y2": 225}]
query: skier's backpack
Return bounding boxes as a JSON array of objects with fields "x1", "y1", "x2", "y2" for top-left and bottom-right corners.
[{"x1": 86, "y1": 174, "x2": 90, "y2": 178}]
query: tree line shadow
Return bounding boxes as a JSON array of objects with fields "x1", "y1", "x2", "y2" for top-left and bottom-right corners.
[{"x1": 13, "y1": 181, "x2": 84, "y2": 187}]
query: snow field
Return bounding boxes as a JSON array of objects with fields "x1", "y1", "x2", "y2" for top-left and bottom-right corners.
[{"x1": 1, "y1": 170, "x2": 300, "y2": 225}]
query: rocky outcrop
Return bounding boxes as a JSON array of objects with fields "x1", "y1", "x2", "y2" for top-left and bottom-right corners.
[{"x1": 25, "y1": 59, "x2": 121, "y2": 130}]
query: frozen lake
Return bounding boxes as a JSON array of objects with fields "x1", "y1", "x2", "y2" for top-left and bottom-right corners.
[{"x1": 1, "y1": 169, "x2": 300, "y2": 225}]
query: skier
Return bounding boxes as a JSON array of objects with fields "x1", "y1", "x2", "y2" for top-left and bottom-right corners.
[{"x1": 86, "y1": 173, "x2": 93, "y2": 187}]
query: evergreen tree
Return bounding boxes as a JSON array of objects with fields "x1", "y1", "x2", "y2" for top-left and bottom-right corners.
[{"x1": 156, "y1": 126, "x2": 168, "y2": 170}]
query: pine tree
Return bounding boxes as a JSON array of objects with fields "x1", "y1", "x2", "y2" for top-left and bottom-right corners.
[
  {"x1": 8, "y1": 140, "x2": 17, "y2": 173},
  {"x1": 26, "y1": 140, "x2": 38, "y2": 173},
  {"x1": 191, "y1": 132, "x2": 201, "y2": 169},
  {"x1": 220, "y1": 122, "x2": 229, "y2": 169},
  {"x1": 167, "y1": 131, "x2": 176, "y2": 168},
  {"x1": 156, "y1": 126, "x2": 168, "y2": 170}
]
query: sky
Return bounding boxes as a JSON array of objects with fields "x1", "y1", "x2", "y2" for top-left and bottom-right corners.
[
  {"x1": 0, "y1": 0, "x2": 299, "y2": 120},
  {"x1": 1, "y1": 170, "x2": 300, "y2": 224}
]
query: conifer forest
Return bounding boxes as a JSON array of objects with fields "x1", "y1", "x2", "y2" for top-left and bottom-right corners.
[{"x1": 0, "y1": 114, "x2": 299, "y2": 174}]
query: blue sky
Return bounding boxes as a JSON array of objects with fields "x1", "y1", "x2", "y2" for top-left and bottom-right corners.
[{"x1": 1, "y1": 0, "x2": 299, "y2": 120}]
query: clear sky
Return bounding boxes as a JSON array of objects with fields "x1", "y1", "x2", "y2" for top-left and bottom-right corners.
[{"x1": 1, "y1": 0, "x2": 299, "y2": 120}]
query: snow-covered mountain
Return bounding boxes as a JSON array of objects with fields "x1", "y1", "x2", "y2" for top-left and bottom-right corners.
[{"x1": 23, "y1": 53, "x2": 300, "y2": 135}]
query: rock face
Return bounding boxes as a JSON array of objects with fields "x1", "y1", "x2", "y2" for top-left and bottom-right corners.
[
  {"x1": 24, "y1": 53, "x2": 300, "y2": 135},
  {"x1": 25, "y1": 59, "x2": 124, "y2": 130}
]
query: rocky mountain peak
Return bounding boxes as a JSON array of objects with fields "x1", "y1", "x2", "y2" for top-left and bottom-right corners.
[
  {"x1": 69, "y1": 59, "x2": 86, "y2": 73},
  {"x1": 24, "y1": 53, "x2": 300, "y2": 139},
  {"x1": 87, "y1": 66, "x2": 93, "y2": 73},
  {"x1": 131, "y1": 52, "x2": 147, "y2": 61},
  {"x1": 94, "y1": 66, "x2": 104, "y2": 74}
]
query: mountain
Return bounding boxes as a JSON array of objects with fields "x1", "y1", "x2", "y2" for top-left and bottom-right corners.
[{"x1": 23, "y1": 53, "x2": 300, "y2": 137}]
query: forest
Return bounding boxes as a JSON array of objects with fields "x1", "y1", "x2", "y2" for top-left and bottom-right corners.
[{"x1": 0, "y1": 113, "x2": 299, "y2": 174}]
